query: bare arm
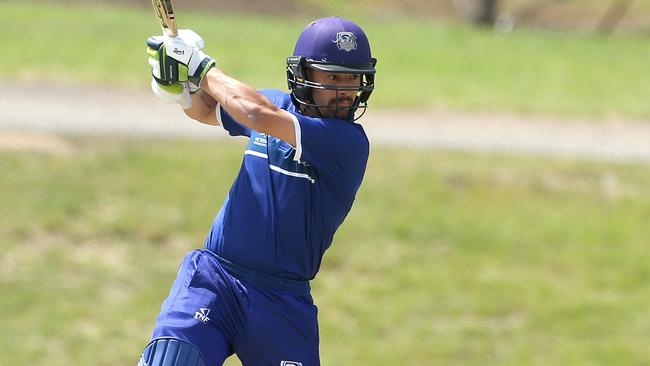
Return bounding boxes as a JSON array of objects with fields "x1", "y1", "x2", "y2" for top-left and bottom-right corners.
[
  {"x1": 183, "y1": 90, "x2": 219, "y2": 126},
  {"x1": 198, "y1": 67, "x2": 297, "y2": 146}
]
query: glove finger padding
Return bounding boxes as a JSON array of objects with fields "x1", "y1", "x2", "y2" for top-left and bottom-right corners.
[
  {"x1": 163, "y1": 35, "x2": 216, "y2": 90},
  {"x1": 146, "y1": 36, "x2": 189, "y2": 84},
  {"x1": 146, "y1": 31, "x2": 216, "y2": 90},
  {"x1": 147, "y1": 53, "x2": 162, "y2": 79}
]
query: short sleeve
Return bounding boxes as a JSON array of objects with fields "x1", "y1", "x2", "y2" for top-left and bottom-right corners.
[
  {"x1": 216, "y1": 103, "x2": 251, "y2": 137},
  {"x1": 293, "y1": 113, "x2": 370, "y2": 198}
]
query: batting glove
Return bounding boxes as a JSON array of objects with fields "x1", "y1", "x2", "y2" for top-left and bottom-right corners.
[
  {"x1": 150, "y1": 79, "x2": 192, "y2": 109},
  {"x1": 146, "y1": 29, "x2": 216, "y2": 92}
]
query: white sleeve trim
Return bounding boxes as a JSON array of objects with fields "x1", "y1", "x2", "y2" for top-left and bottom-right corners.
[
  {"x1": 215, "y1": 103, "x2": 225, "y2": 130},
  {"x1": 289, "y1": 112, "x2": 303, "y2": 162}
]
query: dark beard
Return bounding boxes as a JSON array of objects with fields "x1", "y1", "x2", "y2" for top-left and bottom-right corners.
[{"x1": 299, "y1": 97, "x2": 354, "y2": 119}]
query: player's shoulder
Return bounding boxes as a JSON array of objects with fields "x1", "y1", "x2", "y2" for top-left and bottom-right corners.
[
  {"x1": 326, "y1": 117, "x2": 368, "y2": 137},
  {"x1": 347, "y1": 121, "x2": 370, "y2": 153},
  {"x1": 301, "y1": 113, "x2": 368, "y2": 147},
  {"x1": 323, "y1": 118, "x2": 370, "y2": 156}
]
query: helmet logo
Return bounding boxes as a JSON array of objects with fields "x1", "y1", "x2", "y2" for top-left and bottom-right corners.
[{"x1": 333, "y1": 32, "x2": 358, "y2": 52}]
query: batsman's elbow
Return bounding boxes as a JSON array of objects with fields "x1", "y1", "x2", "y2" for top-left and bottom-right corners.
[{"x1": 250, "y1": 107, "x2": 297, "y2": 147}]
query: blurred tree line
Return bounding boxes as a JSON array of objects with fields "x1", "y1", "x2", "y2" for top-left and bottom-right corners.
[
  {"x1": 32, "y1": 0, "x2": 649, "y2": 34},
  {"x1": 453, "y1": 0, "x2": 639, "y2": 34}
]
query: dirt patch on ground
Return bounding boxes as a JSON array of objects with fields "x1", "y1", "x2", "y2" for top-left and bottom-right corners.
[
  {"x1": 2, "y1": 81, "x2": 650, "y2": 162},
  {"x1": 0, "y1": 132, "x2": 74, "y2": 156}
]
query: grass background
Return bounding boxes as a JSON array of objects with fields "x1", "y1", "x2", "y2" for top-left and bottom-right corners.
[
  {"x1": 1, "y1": 138, "x2": 649, "y2": 365},
  {"x1": 2, "y1": 1, "x2": 650, "y2": 118},
  {"x1": 2, "y1": 1, "x2": 650, "y2": 365}
]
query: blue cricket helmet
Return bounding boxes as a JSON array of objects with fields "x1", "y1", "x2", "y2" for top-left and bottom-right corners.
[{"x1": 287, "y1": 16, "x2": 377, "y2": 120}]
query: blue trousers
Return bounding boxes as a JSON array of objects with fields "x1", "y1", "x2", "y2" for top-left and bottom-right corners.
[{"x1": 148, "y1": 249, "x2": 320, "y2": 365}]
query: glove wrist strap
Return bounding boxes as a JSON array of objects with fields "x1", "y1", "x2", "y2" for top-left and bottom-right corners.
[{"x1": 189, "y1": 58, "x2": 217, "y2": 88}]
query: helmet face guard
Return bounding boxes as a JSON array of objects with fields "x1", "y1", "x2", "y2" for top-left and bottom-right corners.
[
  {"x1": 286, "y1": 56, "x2": 376, "y2": 121},
  {"x1": 286, "y1": 16, "x2": 377, "y2": 121}
]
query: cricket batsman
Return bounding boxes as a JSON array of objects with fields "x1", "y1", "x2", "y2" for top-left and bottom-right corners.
[{"x1": 139, "y1": 16, "x2": 377, "y2": 365}]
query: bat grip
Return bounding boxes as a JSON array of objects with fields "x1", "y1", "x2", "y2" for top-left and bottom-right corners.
[{"x1": 163, "y1": 27, "x2": 178, "y2": 39}]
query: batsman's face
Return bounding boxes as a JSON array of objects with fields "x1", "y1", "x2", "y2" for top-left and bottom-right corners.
[{"x1": 309, "y1": 69, "x2": 361, "y2": 119}]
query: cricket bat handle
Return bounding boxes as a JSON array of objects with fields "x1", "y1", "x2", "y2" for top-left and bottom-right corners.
[{"x1": 151, "y1": 0, "x2": 178, "y2": 38}]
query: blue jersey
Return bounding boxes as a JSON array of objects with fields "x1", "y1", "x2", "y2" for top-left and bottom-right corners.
[{"x1": 204, "y1": 89, "x2": 369, "y2": 281}]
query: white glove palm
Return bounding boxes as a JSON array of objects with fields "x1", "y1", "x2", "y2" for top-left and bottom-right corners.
[{"x1": 150, "y1": 79, "x2": 192, "y2": 109}]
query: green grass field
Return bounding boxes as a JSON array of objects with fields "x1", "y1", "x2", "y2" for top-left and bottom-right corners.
[
  {"x1": 2, "y1": 1, "x2": 650, "y2": 364},
  {"x1": 2, "y1": 1, "x2": 650, "y2": 118},
  {"x1": 1, "y1": 138, "x2": 649, "y2": 365}
]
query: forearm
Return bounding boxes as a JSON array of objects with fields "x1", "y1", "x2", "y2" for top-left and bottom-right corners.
[
  {"x1": 200, "y1": 67, "x2": 281, "y2": 132},
  {"x1": 183, "y1": 90, "x2": 219, "y2": 126}
]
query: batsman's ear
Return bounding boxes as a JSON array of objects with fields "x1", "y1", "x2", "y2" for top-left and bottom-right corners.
[{"x1": 286, "y1": 56, "x2": 311, "y2": 101}]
